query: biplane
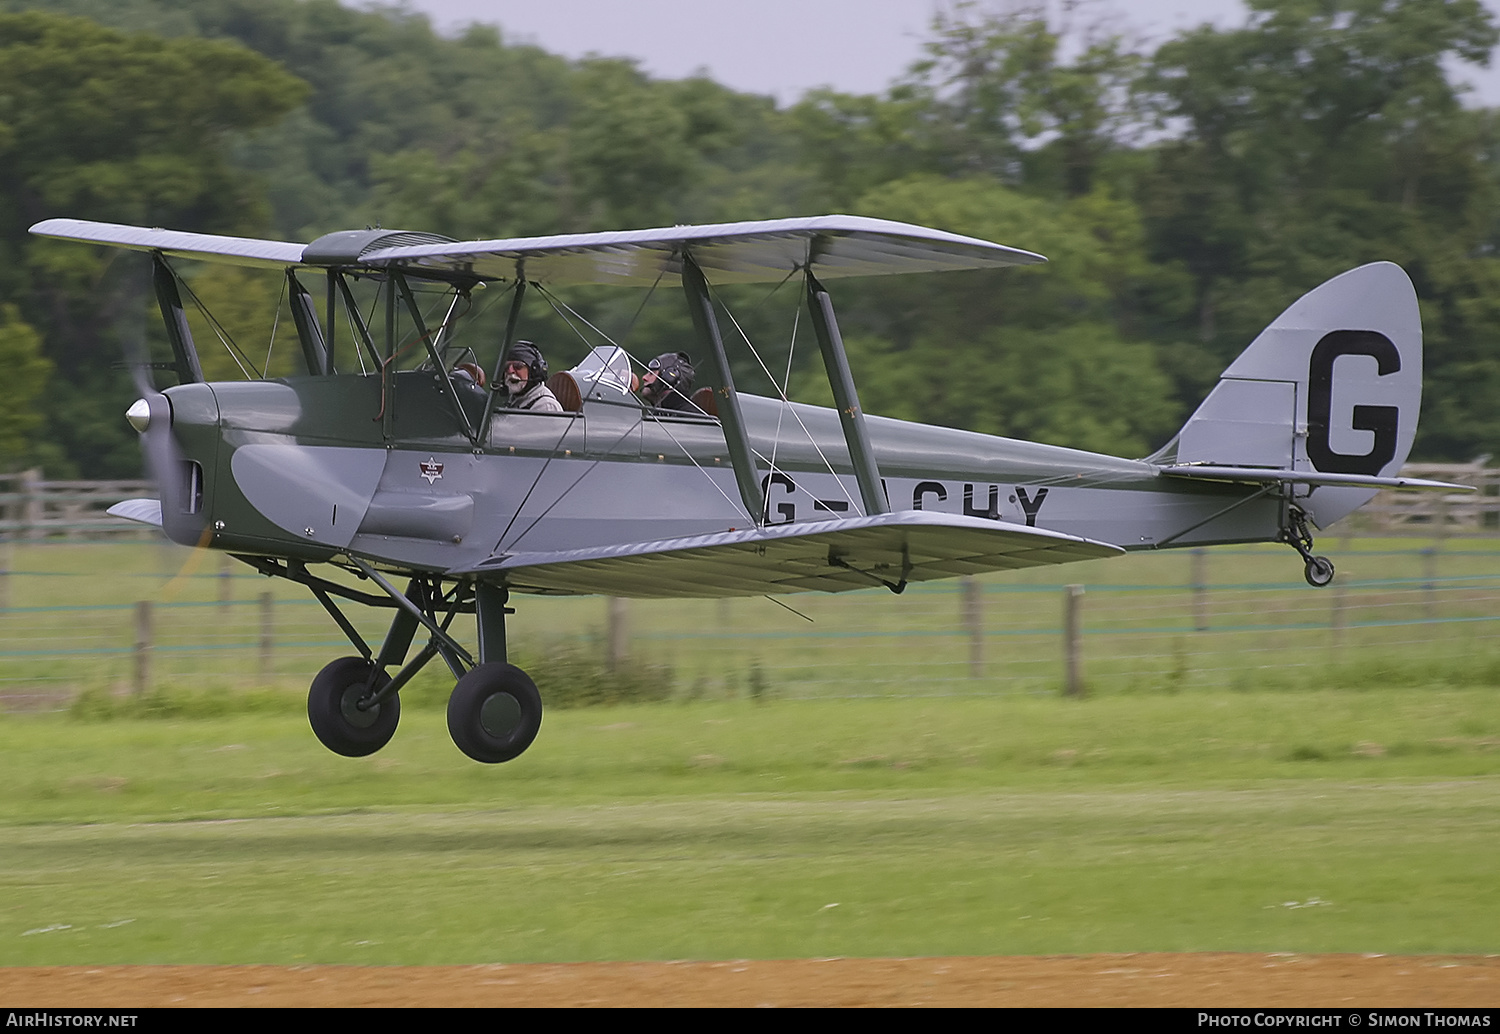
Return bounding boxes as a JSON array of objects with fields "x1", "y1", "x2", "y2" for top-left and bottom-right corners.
[{"x1": 30, "y1": 214, "x2": 1462, "y2": 764}]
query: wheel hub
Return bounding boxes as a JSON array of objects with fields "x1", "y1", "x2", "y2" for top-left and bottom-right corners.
[
  {"x1": 479, "y1": 691, "x2": 522, "y2": 738},
  {"x1": 340, "y1": 684, "x2": 382, "y2": 729}
]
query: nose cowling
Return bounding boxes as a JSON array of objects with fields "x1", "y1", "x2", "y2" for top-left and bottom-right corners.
[{"x1": 128, "y1": 384, "x2": 217, "y2": 548}]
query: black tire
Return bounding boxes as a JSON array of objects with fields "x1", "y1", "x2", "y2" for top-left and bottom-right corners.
[
  {"x1": 1304, "y1": 556, "x2": 1335, "y2": 587},
  {"x1": 307, "y1": 657, "x2": 399, "y2": 757},
  {"x1": 447, "y1": 663, "x2": 543, "y2": 764}
]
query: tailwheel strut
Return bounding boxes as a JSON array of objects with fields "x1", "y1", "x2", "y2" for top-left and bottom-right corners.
[{"x1": 1281, "y1": 504, "x2": 1335, "y2": 587}]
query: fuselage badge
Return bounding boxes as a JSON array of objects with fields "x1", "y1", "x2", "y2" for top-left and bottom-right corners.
[{"x1": 419, "y1": 457, "x2": 444, "y2": 485}]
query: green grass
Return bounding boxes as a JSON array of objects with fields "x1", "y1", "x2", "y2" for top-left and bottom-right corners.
[
  {"x1": 1, "y1": 690, "x2": 1497, "y2": 963},
  {"x1": 2, "y1": 539, "x2": 1498, "y2": 964}
]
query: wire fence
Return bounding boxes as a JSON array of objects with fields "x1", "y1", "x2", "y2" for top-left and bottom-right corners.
[{"x1": 1, "y1": 537, "x2": 1498, "y2": 711}]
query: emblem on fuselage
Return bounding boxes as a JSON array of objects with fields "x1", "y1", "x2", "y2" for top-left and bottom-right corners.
[{"x1": 419, "y1": 457, "x2": 444, "y2": 485}]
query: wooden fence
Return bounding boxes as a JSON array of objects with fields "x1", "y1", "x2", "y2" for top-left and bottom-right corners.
[
  {"x1": 1, "y1": 463, "x2": 1498, "y2": 542},
  {"x1": 0, "y1": 469, "x2": 156, "y2": 541}
]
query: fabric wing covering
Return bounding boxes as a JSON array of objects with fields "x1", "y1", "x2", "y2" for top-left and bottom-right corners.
[
  {"x1": 457, "y1": 511, "x2": 1121, "y2": 598},
  {"x1": 29, "y1": 215, "x2": 1046, "y2": 285},
  {"x1": 361, "y1": 216, "x2": 1046, "y2": 286}
]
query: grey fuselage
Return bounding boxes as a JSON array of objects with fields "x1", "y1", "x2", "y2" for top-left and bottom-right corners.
[{"x1": 167, "y1": 370, "x2": 1279, "y2": 584}]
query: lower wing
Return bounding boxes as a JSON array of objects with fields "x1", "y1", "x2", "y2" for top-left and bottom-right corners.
[{"x1": 452, "y1": 510, "x2": 1122, "y2": 598}]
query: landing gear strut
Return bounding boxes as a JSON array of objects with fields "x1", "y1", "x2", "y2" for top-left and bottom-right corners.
[
  {"x1": 283, "y1": 558, "x2": 542, "y2": 763},
  {"x1": 1281, "y1": 504, "x2": 1335, "y2": 587}
]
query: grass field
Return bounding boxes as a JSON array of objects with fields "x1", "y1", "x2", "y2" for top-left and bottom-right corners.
[
  {"x1": 1, "y1": 539, "x2": 1497, "y2": 966},
  {"x1": 1, "y1": 689, "x2": 1497, "y2": 964}
]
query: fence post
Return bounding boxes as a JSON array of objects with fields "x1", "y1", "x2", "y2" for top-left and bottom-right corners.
[
  {"x1": 607, "y1": 597, "x2": 628, "y2": 672},
  {"x1": 1331, "y1": 581, "x2": 1346, "y2": 648},
  {"x1": 961, "y1": 576, "x2": 984, "y2": 677},
  {"x1": 1063, "y1": 584, "x2": 1084, "y2": 698},
  {"x1": 1422, "y1": 545, "x2": 1438, "y2": 619},
  {"x1": 0, "y1": 535, "x2": 9, "y2": 613},
  {"x1": 134, "y1": 600, "x2": 152, "y2": 695},
  {"x1": 1191, "y1": 547, "x2": 1209, "y2": 632},
  {"x1": 220, "y1": 553, "x2": 233, "y2": 603},
  {"x1": 20, "y1": 468, "x2": 41, "y2": 543},
  {"x1": 259, "y1": 591, "x2": 273, "y2": 676}
]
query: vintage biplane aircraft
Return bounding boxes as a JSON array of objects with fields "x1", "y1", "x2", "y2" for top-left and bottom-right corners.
[{"x1": 30, "y1": 214, "x2": 1463, "y2": 764}]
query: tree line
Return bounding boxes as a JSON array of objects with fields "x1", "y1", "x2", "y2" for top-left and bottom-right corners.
[{"x1": 0, "y1": 0, "x2": 1496, "y2": 476}]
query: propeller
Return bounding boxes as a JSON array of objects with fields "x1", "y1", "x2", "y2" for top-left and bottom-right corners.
[{"x1": 121, "y1": 263, "x2": 210, "y2": 550}]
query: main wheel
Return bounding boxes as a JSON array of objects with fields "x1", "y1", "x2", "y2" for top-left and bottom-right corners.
[
  {"x1": 447, "y1": 663, "x2": 543, "y2": 764},
  {"x1": 1304, "y1": 555, "x2": 1335, "y2": 587},
  {"x1": 307, "y1": 657, "x2": 399, "y2": 757}
]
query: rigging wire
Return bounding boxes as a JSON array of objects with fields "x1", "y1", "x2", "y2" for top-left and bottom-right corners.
[
  {"x1": 264, "y1": 273, "x2": 288, "y2": 377},
  {"x1": 169, "y1": 265, "x2": 261, "y2": 379},
  {"x1": 712, "y1": 274, "x2": 861, "y2": 514},
  {"x1": 501, "y1": 283, "x2": 748, "y2": 549}
]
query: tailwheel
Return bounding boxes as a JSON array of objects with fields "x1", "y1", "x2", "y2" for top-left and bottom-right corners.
[
  {"x1": 307, "y1": 657, "x2": 400, "y2": 757},
  {"x1": 447, "y1": 663, "x2": 543, "y2": 764},
  {"x1": 1282, "y1": 504, "x2": 1336, "y2": 588},
  {"x1": 1304, "y1": 556, "x2": 1335, "y2": 587}
]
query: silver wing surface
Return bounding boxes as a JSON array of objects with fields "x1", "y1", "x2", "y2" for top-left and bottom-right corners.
[
  {"x1": 454, "y1": 511, "x2": 1121, "y2": 598},
  {"x1": 29, "y1": 219, "x2": 306, "y2": 269},
  {"x1": 358, "y1": 215, "x2": 1046, "y2": 286},
  {"x1": 31, "y1": 215, "x2": 1045, "y2": 285}
]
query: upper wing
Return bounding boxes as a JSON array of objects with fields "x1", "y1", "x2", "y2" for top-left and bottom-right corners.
[
  {"x1": 29, "y1": 218, "x2": 306, "y2": 269},
  {"x1": 452, "y1": 510, "x2": 1121, "y2": 598},
  {"x1": 358, "y1": 215, "x2": 1046, "y2": 286},
  {"x1": 31, "y1": 215, "x2": 1045, "y2": 286}
]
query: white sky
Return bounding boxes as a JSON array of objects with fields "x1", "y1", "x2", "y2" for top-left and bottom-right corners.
[{"x1": 392, "y1": 0, "x2": 1500, "y2": 106}]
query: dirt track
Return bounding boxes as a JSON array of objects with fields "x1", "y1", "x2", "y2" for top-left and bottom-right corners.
[{"x1": 3, "y1": 954, "x2": 1498, "y2": 1007}]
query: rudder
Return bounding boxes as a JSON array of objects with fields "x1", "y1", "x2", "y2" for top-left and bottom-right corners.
[{"x1": 1173, "y1": 262, "x2": 1422, "y2": 527}]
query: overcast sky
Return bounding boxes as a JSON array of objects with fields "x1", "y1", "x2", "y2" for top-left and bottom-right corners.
[{"x1": 393, "y1": 0, "x2": 1500, "y2": 106}]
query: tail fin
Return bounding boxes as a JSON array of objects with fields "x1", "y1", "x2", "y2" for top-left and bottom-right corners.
[{"x1": 1172, "y1": 262, "x2": 1422, "y2": 527}]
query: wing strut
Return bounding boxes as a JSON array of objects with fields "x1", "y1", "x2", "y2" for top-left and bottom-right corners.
[
  {"x1": 151, "y1": 255, "x2": 204, "y2": 385},
  {"x1": 806, "y1": 271, "x2": 887, "y2": 516},
  {"x1": 286, "y1": 270, "x2": 329, "y2": 376},
  {"x1": 682, "y1": 252, "x2": 766, "y2": 523}
]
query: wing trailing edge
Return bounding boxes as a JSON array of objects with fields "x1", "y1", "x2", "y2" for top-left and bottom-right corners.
[{"x1": 453, "y1": 511, "x2": 1121, "y2": 599}]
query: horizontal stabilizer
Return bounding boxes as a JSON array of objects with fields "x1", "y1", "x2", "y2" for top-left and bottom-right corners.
[
  {"x1": 454, "y1": 511, "x2": 1121, "y2": 598},
  {"x1": 107, "y1": 499, "x2": 163, "y2": 527},
  {"x1": 1159, "y1": 465, "x2": 1471, "y2": 491}
]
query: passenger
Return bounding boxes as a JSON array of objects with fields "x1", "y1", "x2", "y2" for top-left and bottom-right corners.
[
  {"x1": 500, "y1": 340, "x2": 563, "y2": 413},
  {"x1": 639, "y1": 351, "x2": 696, "y2": 412}
]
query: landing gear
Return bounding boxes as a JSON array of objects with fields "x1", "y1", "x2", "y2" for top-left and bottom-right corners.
[
  {"x1": 1281, "y1": 503, "x2": 1335, "y2": 588},
  {"x1": 273, "y1": 559, "x2": 544, "y2": 763},
  {"x1": 1304, "y1": 555, "x2": 1335, "y2": 587},
  {"x1": 446, "y1": 663, "x2": 544, "y2": 764},
  {"x1": 307, "y1": 657, "x2": 399, "y2": 757}
]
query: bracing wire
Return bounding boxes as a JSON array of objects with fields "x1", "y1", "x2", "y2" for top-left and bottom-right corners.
[
  {"x1": 170, "y1": 267, "x2": 261, "y2": 379},
  {"x1": 713, "y1": 275, "x2": 862, "y2": 513},
  {"x1": 264, "y1": 274, "x2": 288, "y2": 377}
]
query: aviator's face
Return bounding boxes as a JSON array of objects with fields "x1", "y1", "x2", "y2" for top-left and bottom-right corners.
[{"x1": 503, "y1": 360, "x2": 530, "y2": 394}]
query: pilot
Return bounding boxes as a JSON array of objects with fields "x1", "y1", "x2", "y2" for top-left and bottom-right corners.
[
  {"x1": 500, "y1": 340, "x2": 563, "y2": 412},
  {"x1": 639, "y1": 351, "x2": 696, "y2": 412}
]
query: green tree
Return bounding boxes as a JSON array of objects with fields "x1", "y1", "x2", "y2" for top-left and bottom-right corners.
[
  {"x1": 782, "y1": 174, "x2": 1181, "y2": 453},
  {"x1": 0, "y1": 304, "x2": 51, "y2": 469},
  {"x1": 0, "y1": 10, "x2": 308, "y2": 475}
]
